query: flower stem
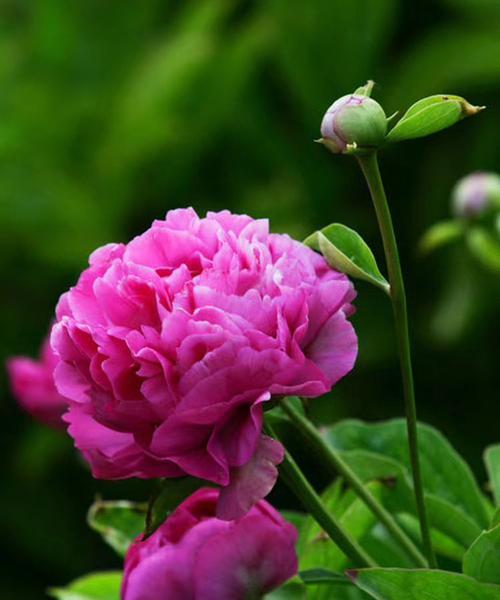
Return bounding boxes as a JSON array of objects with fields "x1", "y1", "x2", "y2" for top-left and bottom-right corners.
[
  {"x1": 356, "y1": 151, "x2": 437, "y2": 568},
  {"x1": 265, "y1": 422, "x2": 377, "y2": 568},
  {"x1": 280, "y1": 397, "x2": 428, "y2": 567}
]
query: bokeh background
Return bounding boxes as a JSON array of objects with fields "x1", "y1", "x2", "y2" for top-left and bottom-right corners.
[{"x1": 1, "y1": 0, "x2": 499, "y2": 596}]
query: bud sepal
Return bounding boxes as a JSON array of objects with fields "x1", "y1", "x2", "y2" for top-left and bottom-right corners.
[
  {"x1": 385, "y1": 94, "x2": 485, "y2": 144},
  {"x1": 304, "y1": 223, "x2": 390, "y2": 294}
]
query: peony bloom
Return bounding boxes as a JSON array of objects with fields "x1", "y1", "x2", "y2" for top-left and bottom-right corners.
[
  {"x1": 51, "y1": 208, "x2": 357, "y2": 518},
  {"x1": 7, "y1": 336, "x2": 67, "y2": 429},
  {"x1": 122, "y1": 488, "x2": 298, "y2": 600}
]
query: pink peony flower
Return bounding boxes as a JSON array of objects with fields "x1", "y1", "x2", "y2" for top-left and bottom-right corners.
[
  {"x1": 51, "y1": 208, "x2": 357, "y2": 518},
  {"x1": 122, "y1": 487, "x2": 298, "y2": 600},
  {"x1": 7, "y1": 336, "x2": 67, "y2": 429}
]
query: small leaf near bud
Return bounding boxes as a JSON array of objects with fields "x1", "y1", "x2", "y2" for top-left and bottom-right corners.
[
  {"x1": 466, "y1": 227, "x2": 500, "y2": 273},
  {"x1": 319, "y1": 94, "x2": 387, "y2": 155},
  {"x1": 304, "y1": 223, "x2": 390, "y2": 294},
  {"x1": 419, "y1": 220, "x2": 464, "y2": 256},
  {"x1": 385, "y1": 94, "x2": 485, "y2": 143},
  {"x1": 49, "y1": 572, "x2": 122, "y2": 600},
  {"x1": 452, "y1": 172, "x2": 500, "y2": 219},
  {"x1": 87, "y1": 499, "x2": 146, "y2": 557}
]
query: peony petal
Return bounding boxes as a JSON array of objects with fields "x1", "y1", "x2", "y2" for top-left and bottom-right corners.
[
  {"x1": 208, "y1": 392, "x2": 269, "y2": 469},
  {"x1": 195, "y1": 515, "x2": 298, "y2": 600},
  {"x1": 306, "y1": 311, "x2": 358, "y2": 386},
  {"x1": 64, "y1": 405, "x2": 181, "y2": 479},
  {"x1": 216, "y1": 435, "x2": 284, "y2": 520}
]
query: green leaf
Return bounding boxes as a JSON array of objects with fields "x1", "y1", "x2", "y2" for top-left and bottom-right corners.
[
  {"x1": 484, "y1": 445, "x2": 500, "y2": 506},
  {"x1": 280, "y1": 510, "x2": 308, "y2": 550},
  {"x1": 492, "y1": 508, "x2": 500, "y2": 528},
  {"x1": 281, "y1": 510, "x2": 307, "y2": 533},
  {"x1": 87, "y1": 499, "x2": 146, "y2": 557},
  {"x1": 304, "y1": 224, "x2": 389, "y2": 293},
  {"x1": 483, "y1": 495, "x2": 495, "y2": 524},
  {"x1": 338, "y1": 448, "x2": 480, "y2": 553},
  {"x1": 300, "y1": 568, "x2": 351, "y2": 585},
  {"x1": 49, "y1": 572, "x2": 122, "y2": 600},
  {"x1": 386, "y1": 94, "x2": 484, "y2": 143},
  {"x1": 145, "y1": 477, "x2": 207, "y2": 537},
  {"x1": 296, "y1": 479, "x2": 343, "y2": 560},
  {"x1": 347, "y1": 568, "x2": 500, "y2": 600},
  {"x1": 463, "y1": 525, "x2": 500, "y2": 585},
  {"x1": 298, "y1": 481, "x2": 384, "y2": 573},
  {"x1": 398, "y1": 497, "x2": 479, "y2": 557},
  {"x1": 419, "y1": 220, "x2": 464, "y2": 255},
  {"x1": 297, "y1": 482, "x2": 373, "y2": 600},
  {"x1": 467, "y1": 228, "x2": 500, "y2": 272},
  {"x1": 397, "y1": 513, "x2": 466, "y2": 562},
  {"x1": 400, "y1": 95, "x2": 467, "y2": 120},
  {"x1": 325, "y1": 419, "x2": 490, "y2": 529},
  {"x1": 362, "y1": 521, "x2": 416, "y2": 568},
  {"x1": 425, "y1": 495, "x2": 482, "y2": 550},
  {"x1": 265, "y1": 577, "x2": 308, "y2": 599},
  {"x1": 332, "y1": 450, "x2": 415, "y2": 521}
]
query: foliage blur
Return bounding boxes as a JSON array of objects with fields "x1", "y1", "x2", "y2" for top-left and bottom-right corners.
[{"x1": 1, "y1": 0, "x2": 499, "y2": 596}]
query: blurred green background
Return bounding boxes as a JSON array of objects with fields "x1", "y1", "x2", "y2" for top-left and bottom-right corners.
[{"x1": 1, "y1": 0, "x2": 499, "y2": 596}]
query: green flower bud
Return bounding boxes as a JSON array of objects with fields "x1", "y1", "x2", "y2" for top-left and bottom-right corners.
[
  {"x1": 452, "y1": 172, "x2": 500, "y2": 219},
  {"x1": 319, "y1": 94, "x2": 387, "y2": 154}
]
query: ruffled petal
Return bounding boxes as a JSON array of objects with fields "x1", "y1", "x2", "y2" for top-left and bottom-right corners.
[{"x1": 216, "y1": 435, "x2": 284, "y2": 520}]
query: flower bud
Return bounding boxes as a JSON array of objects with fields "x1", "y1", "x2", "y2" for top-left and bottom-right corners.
[
  {"x1": 122, "y1": 488, "x2": 298, "y2": 600},
  {"x1": 320, "y1": 94, "x2": 387, "y2": 154},
  {"x1": 452, "y1": 172, "x2": 500, "y2": 219}
]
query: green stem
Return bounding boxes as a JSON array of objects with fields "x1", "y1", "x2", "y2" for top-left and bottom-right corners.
[
  {"x1": 280, "y1": 397, "x2": 428, "y2": 567},
  {"x1": 356, "y1": 151, "x2": 437, "y2": 568},
  {"x1": 265, "y1": 423, "x2": 377, "y2": 568}
]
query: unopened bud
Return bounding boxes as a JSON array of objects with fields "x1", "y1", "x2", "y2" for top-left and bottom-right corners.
[
  {"x1": 452, "y1": 172, "x2": 500, "y2": 219},
  {"x1": 319, "y1": 94, "x2": 387, "y2": 154}
]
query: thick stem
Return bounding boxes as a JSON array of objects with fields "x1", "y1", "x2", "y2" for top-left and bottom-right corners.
[
  {"x1": 280, "y1": 397, "x2": 428, "y2": 567},
  {"x1": 356, "y1": 151, "x2": 437, "y2": 568},
  {"x1": 265, "y1": 423, "x2": 377, "y2": 568}
]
